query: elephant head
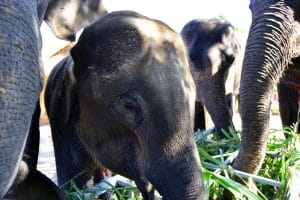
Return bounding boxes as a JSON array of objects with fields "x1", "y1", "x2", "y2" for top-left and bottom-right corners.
[
  {"x1": 46, "y1": 11, "x2": 205, "y2": 199},
  {"x1": 234, "y1": 0, "x2": 300, "y2": 176},
  {"x1": 181, "y1": 18, "x2": 240, "y2": 137},
  {"x1": 45, "y1": 0, "x2": 107, "y2": 41}
]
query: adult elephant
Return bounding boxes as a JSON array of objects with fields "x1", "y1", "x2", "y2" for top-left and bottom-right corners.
[
  {"x1": 233, "y1": 0, "x2": 300, "y2": 177},
  {"x1": 45, "y1": 11, "x2": 205, "y2": 200},
  {"x1": 277, "y1": 57, "x2": 300, "y2": 132},
  {"x1": 181, "y1": 18, "x2": 240, "y2": 136},
  {"x1": 0, "y1": 0, "x2": 106, "y2": 198}
]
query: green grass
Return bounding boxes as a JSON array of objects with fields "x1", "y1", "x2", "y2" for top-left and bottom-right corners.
[
  {"x1": 62, "y1": 125, "x2": 300, "y2": 200},
  {"x1": 257, "y1": 126, "x2": 300, "y2": 199},
  {"x1": 197, "y1": 124, "x2": 300, "y2": 200},
  {"x1": 62, "y1": 178, "x2": 143, "y2": 200}
]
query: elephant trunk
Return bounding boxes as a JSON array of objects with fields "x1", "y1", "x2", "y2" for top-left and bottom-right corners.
[
  {"x1": 0, "y1": 1, "x2": 42, "y2": 197},
  {"x1": 139, "y1": 84, "x2": 205, "y2": 199},
  {"x1": 198, "y1": 77, "x2": 233, "y2": 137},
  {"x1": 234, "y1": 1, "x2": 296, "y2": 175},
  {"x1": 145, "y1": 135, "x2": 205, "y2": 200}
]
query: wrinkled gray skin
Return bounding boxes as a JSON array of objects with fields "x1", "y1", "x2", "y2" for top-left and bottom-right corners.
[
  {"x1": 45, "y1": 11, "x2": 205, "y2": 200},
  {"x1": 233, "y1": 0, "x2": 300, "y2": 177},
  {"x1": 0, "y1": 0, "x2": 106, "y2": 198},
  {"x1": 181, "y1": 18, "x2": 240, "y2": 136}
]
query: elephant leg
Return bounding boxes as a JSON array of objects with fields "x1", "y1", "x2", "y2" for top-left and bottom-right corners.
[
  {"x1": 4, "y1": 161, "x2": 66, "y2": 200},
  {"x1": 234, "y1": 94, "x2": 240, "y2": 114},
  {"x1": 0, "y1": 1, "x2": 43, "y2": 197},
  {"x1": 226, "y1": 93, "x2": 234, "y2": 117},
  {"x1": 277, "y1": 82, "x2": 299, "y2": 131},
  {"x1": 50, "y1": 121, "x2": 103, "y2": 189},
  {"x1": 194, "y1": 100, "x2": 206, "y2": 132},
  {"x1": 134, "y1": 179, "x2": 155, "y2": 200},
  {"x1": 23, "y1": 101, "x2": 41, "y2": 168}
]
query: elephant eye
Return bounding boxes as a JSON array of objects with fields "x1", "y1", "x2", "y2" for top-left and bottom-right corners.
[
  {"x1": 109, "y1": 93, "x2": 143, "y2": 128},
  {"x1": 122, "y1": 98, "x2": 138, "y2": 110},
  {"x1": 119, "y1": 94, "x2": 139, "y2": 109},
  {"x1": 221, "y1": 50, "x2": 235, "y2": 67}
]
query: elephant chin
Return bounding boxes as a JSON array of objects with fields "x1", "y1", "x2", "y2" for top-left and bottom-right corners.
[
  {"x1": 234, "y1": 1, "x2": 296, "y2": 175},
  {"x1": 44, "y1": 19, "x2": 77, "y2": 42}
]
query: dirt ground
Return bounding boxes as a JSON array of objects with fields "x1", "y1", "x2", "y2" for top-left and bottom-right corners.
[{"x1": 37, "y1": 125, "x2": 57, "y2": 183}]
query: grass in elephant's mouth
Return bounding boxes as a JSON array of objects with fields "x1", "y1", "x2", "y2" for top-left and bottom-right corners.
[{"x1": 62, "y1": 126, "x2": 300, "y2": 200}]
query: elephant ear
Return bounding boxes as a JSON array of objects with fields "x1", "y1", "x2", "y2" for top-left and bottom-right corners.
[{"x1": 64, "y1": 62, "x2": 78, "y2": 124}]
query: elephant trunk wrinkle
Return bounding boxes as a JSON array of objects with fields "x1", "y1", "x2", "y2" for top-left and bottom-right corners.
[
  {"x1": 198, "y1": 79, "x2": 232, "y2": 134},
  {"x1": 245, "y1": 18, "x2": 294, "y2": 85},
  {"x1": 146, "y1": 145, "x2": 205, "y2": 200}
]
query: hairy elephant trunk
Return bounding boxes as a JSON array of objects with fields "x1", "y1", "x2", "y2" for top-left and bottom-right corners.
[
  {"x1": 234, "y1": 1, "x2": 296, "y2": 174},
  {"x1": 0, "y1": 0, "x2": 43, "y2": 197}
]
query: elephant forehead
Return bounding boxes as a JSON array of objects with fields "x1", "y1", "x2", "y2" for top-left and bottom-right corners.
[{"x1": 127, "y1": 17, "x2": 186, "y2": 57}]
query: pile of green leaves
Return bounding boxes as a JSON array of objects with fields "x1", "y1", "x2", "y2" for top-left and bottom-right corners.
[
  {"x1": 62, "y1": 178, "x2": 143, "y2": 200},
  {"x1": 196, "y1": 127, "x2": 265, "y2": 199},
  {"x1": 197, "y1": 125, "x2": 300, "y2": 200},
  {"x1": 258, "y1": 127, "x2": 300, "y2": 199},
  {"x1": 62, "y1": 125, "x2": 300, "y2": 200}
]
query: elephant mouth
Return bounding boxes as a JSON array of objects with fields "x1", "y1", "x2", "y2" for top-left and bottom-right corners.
[{"x1": 44, "y1": 17, "x2": 77, "y2": 42}]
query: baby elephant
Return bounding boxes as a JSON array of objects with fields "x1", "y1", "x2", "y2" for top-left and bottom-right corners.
[
  {"x1": 181, "y1": 18, "x2": 240, "y2": 136},
  {"x1": 45, "y1": 11, "x2": 205, "y2": 200}
]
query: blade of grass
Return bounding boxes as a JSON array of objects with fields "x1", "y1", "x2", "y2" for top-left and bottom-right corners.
[
  {"x1": 203, "y1": 162, "x2": 282, "y2": 188},
  {"x1": 202, "y1": 168, "x2": 265, "y2": 200}
]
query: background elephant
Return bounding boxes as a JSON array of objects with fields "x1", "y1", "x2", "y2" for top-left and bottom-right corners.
[
  {"x1": 0, "y1": 0, "x2": 106, "y2": 198},
  {"x1": 181, "y1": 18, "x2": 240, "y2": 136},
  {"x1": 233, "y1": 0, "x2": 300, "y2": 178},
  {"x1": 45, "y1": 11, "x2": 205, "y2": 200},
  {"x1": 277, "y1": 56, "x2": 300, "y2": 133},
  {"x1": 45, "y1": 0, "x2": 107, "y2": 41}
]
